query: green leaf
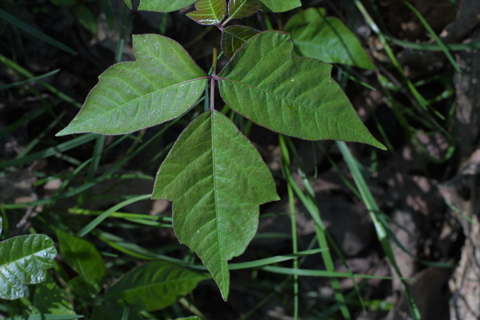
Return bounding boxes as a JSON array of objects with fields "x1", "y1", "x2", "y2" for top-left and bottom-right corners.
[
  {"x1": 153, "y1": 111, "x2": 279, "y2": 300},
  {"x1": 187, "y1": 0, "x2": 226, "y2": 25},
  {"x1": 56, "y1": 34, "x2": 207, "y2": 136},
  {"x1": 285, "y1": 8, "x2": 375, "y2": 69},
  {"x1": 217, "y1": 31, "x2": 385, "y2": 149},
  {"x1": 228, "y1": 0, "x2": 261, "y2": 19},
  {"x1": 221, "y1": 26, "x2": 260, "y2": 58},
  {"x1": 103, "y1": 262, "x2": 208, "y2": 311},
  {"x1": 137, "y1": 0, "x2": 197, "y2": 12},
  {"x1": 124, "y1": 0, "x2": 132, "y2": 8},
  {"x1": 56, "y1": 230, "x2": 105, "y2": 298},
  {"x1": 32, "y1": 273, "x2": 76, "y2": 315},
  {"x1": 0, "y1": 235, "x2": 57, "y2": 300},
  {"x1": 258, "y1": 0, "x2": 300, "y2": 12},
  {"x1": 75, "y1": 5, "x2": 98, "y2": 35}
]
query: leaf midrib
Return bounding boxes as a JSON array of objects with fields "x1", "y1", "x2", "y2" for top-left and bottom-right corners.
[{"x1": 100, "y1": 76, "x2": 208, "y2": 108}]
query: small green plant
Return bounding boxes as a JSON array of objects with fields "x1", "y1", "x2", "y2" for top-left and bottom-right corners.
[{"x1": 57, "y1": 0, "x2": 385, "y2": 302}]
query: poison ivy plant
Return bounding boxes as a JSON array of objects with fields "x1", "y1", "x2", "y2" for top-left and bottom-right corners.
[
  {"x1": 57, "y1": 0, "x2": 385, "y2": 301},
  {"x1": 0, "y1": 235, "x2": 57, "y2": 300}
]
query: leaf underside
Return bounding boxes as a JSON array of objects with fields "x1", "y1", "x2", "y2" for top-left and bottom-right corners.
[
  {"x1": 258, "y1": 0, "x2": 301, "y2": 12},
  {"x1": 136, "y1": 0, "x2": 197, "y2": 12},
  {"x1": 187, "y1": 0, "x2": 226, "y2": 25},
  {"x1": 57, "y1": 34, "x2": 206, "y2": 136},
  {"x1": 285, "y1": 8, "x2": 375, "y2": 69},
  {"x1": 228, "y1": 0, "x2": 262, "y2": 19},
  {"x1": 221, "y1": 26, "x2": 260, "y2": 58},
  {"x1": 153, "y1": 111, "x2": 279, "y2": 300},
  {"x1": 218, "y1": 31, "x2": 385, "y2": 149},
  {"x1": 104, "y1": 262, "x2": 208, "y2": 311},
  {"x1": 0, "y1": 235, "x2": 57, "y2": 300}
]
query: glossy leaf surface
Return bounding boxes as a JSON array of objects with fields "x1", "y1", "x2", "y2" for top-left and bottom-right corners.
[
  {"x1": 57, "y1": 34, "x2": 207, "y2": 135},
  {"x1": 103, "y1": 262, "x2": 208, "y2": 311},
  {"x1": 153, "y1": 111, "x2": 279, "y2": 299},
  {"x1": 132, "y1": 0, "x2": 197, "y2": 12},
  {"x1": 187, "y1": 0, "x2": 226, "y2": 25},
  {"x1": 56, "y1": 230, "x2": 106, "y2": 298},
  {"x1": 285, "y1": 8, "x2": 375, "y2": 69},
  {"x1": 0, "y1": 235, "x2": 57, "y2": 300},
  {"x1": 218, "y1": 31, "x2": 385, "y2": 149},
  {"x1": 259, "y1": 0, "x2": 301, "y2": 12},
  {"x1": 221, "y1": 26, "x2": 260, "y2": 58},
  {"x1": 228, "y1": 0, "x2": 261, "y2": 19}
]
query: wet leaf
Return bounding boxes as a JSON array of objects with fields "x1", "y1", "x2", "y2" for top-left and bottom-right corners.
[{"x1": 0, "y1": 235, "x2": 57, "y2": 300}]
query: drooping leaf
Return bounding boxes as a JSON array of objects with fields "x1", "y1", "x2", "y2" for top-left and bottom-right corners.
[
  {"x1": 0, "y1": 235, "x2": 57, "y2": 300},
  {"x1": 228, "y1": 0, "x2": 261, "y2": 19},
  {"x1": 221, "y1": 26, "x2": 260, "y2": 58},
  {"x1": 134, "y1": 0, "x2": 197, "y2": 12},
  {"x1": 56, "y1": 34, "x2": 207, "y2": 136},
  {"x1": 56, "y1": 230, "x2": 105, "y2": 298},
  {"x1": 32, "y1": 273, "x2": 76, "y2": 315},
  {"x1": 258, "y1": 0, "x2": 300, "y2": 12},
  {"x1": 103, "y1": 262, "x2": 209, "y2": 311},
  {"x1": 153, "y1": 111, "x2": 279, "y2": 300},
  {"x1": 285, "y1": 8, "x2": 375, "y2": 69},
  {"x1": 187, "y1": 0, "x2": 226, "y2": 25},
  {"x1": 217, "y1": 31, "x2": 385, "y2": 149}
]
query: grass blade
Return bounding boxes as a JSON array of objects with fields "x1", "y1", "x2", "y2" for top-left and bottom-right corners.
[{"x1": 0, "y1": 8, "x2": 77, "y2": 55}]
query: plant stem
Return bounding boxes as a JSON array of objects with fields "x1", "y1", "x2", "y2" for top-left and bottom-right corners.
[{"x1": 211, "y1": 28, "x2": 218, "y2": 111}]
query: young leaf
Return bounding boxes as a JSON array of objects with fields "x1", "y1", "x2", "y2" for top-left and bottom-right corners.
[
  {"x1": 228, "y1": 0, "x2": 261, "y2": 19},
  {"x1": 133, "y1": 0, "x2": 197, "y2": 12},
  {"x1": 56, "y1": 230, "x2": 106, "y2": 298},
  {"x1": 0, "y1": 235, "x2": 57, "y2": 300},
  {"x1": 217, "y1": 31, "x2": 385, "y2": 149},
  {"x1": 103, "y1": 262, "x2": 208, "y2": 311},
  {"x1": 153, "y1": 111, "x2": 279, "y2": 300},
  {"x1": 258, "y1": 0, "x2": 301, "y2": 12},
  {"x1": 56, "y1": 34, "x2": 207, "y2": 136},
  {"x1": 32, "y1": 273, "x2": 76, "y2": 315},
  {"x1": 284, "y1": 8, "x2": 375, "y2": 69},
  {"x1": 187, "y1": 0, "x2": 226, "y2": 25},
  {"x1": 221, "y1": 26, "x2": 260, "y2": 58}
]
